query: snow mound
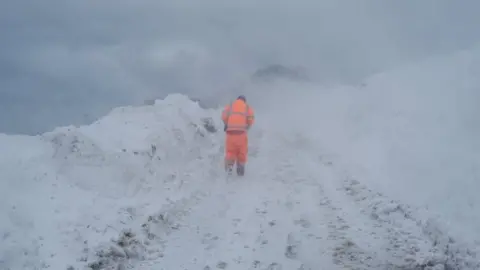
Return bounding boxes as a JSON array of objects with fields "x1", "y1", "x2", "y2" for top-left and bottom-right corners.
[{"x1": 0, "y1": 94, "x2": 224, "y2": 270}]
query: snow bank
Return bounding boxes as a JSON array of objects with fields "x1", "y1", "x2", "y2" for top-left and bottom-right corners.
[
  {"x1": 0, "y1": 94, "x2": 224, "y2": 270},
  {"x1": 248, "y1": 44, "x2": 480, "y2": 245}
]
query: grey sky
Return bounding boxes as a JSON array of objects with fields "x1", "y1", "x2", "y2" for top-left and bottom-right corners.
[{"x1": 1, "y1": 0, "x2": 479, "y2": 134}]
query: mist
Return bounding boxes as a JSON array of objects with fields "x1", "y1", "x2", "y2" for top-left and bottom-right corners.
[{"x1": 1, "y1": 0, "x2": 479, "y2": 134}]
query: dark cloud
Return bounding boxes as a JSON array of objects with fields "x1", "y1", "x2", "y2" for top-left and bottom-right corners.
[{"x1": 1, "y1": 0, "x2": 480, "y2": 134}]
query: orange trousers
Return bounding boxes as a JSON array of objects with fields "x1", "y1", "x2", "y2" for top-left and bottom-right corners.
[{"x1": 225, "y1": 132, "x2": 248, "y2": 165}]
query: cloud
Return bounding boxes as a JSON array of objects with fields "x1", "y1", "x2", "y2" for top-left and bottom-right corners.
[{"x1": 1, "y1": 0, "x2": 480, "y2": 134}]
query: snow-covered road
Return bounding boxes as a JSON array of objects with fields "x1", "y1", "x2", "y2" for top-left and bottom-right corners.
[{"x1": 140, "y1": 141, "x2": 477, "y2": 270}]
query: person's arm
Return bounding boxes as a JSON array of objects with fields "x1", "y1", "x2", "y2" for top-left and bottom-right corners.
[
  {"x1": 246, "y1": 107, "x2": 255, "y2": 129},
  {"x1": 222, "y1": 105, "x2": 230, "y2": 131}
]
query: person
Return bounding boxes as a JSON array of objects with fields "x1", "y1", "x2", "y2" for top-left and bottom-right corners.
[{"x1": 221, "y1": 95, "x2": 255, "y2": 176}]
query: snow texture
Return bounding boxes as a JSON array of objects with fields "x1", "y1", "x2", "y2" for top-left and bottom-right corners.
[{"x1": 1, "y1": 45, "x2": 480, "y2": 270}]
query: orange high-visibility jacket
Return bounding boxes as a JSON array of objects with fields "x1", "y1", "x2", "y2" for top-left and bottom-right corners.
[{"x1": 222, "y1": 99, "x2": 255, "y2": 132}]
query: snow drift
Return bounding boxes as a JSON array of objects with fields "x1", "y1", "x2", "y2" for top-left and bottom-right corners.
[
  {"x1": 245, "y1": 44, "x2": 480, "y2": 244},
  {"x1": 0, "y1": 95, "x2": 225, "y2": 269},
  {"x1": 1, "y1": 45, "x2": 480, "y2": 269}
]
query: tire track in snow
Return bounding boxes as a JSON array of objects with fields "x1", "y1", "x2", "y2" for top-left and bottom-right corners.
[
  {"x1": 336, "y1": 174, "x2": 480, "y2": 270},
  {"x1": 273, "y1": 140, "x2": 392, "y2": 269},
  {"x1": 78, "y1": 188, "x2": 211, "y2": 270},
  {"x1": 304, "y1": 147, "x2": 480, "y2": 269},
  {"x1": 261, "y1": 132, "x2": 480, "y2": 269}
]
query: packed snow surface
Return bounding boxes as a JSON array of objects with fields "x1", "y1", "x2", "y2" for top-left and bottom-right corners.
[{"x1": 1, "y1": 46, "x2": 480, "y2": 270}]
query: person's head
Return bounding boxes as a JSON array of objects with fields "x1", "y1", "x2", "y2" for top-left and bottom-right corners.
[{"x1": 237, "y1": 95, "x2": 246, "y2": 102}]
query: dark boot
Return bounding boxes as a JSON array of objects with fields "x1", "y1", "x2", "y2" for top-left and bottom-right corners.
[
  {"x1": 226, "y1": 165, "x2": 233, "y2": 175},
  {"x1": 236, "y1": 164, "x2": 245, "y2": 176},
  {"x1": 225, "y1": 161, "x2": 234, "y2": 175}
]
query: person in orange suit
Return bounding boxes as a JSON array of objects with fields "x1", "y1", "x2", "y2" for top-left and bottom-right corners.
[{"x1": 222, "y1": 95, "x2": 255, "y2": 176}]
